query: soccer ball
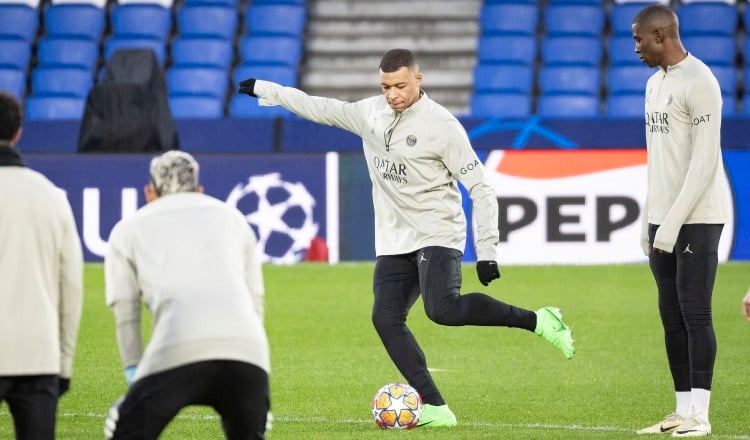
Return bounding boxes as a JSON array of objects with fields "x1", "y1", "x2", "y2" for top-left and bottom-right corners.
[{"x1": 371, "y1": 382, "x2": 423, "y2": 430}]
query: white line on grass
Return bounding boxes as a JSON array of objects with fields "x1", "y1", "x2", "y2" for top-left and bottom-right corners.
[{"x1": 5, "y1": 411, "x2": 748, "y2": 439}]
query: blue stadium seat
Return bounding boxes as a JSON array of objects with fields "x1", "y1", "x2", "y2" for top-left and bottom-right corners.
[
  {"x1": 678, "y1": 2, "x2": 737, "y2": 36},
  {"x1": 169, "y1": 95, "x2": 224, "y2": 119},
  {"x1": 0, "y1": 68, "x2": 26, "y2": 99},
  {"x1": 24, "y1": 95, "x2": 86, "y2": 120},
  {"x1": 608, "y1": 35, "x2": 640, "y2": 66},
  {"x1": 0, "y1": 40, "x2": 32, "y2": 70},
  {"x1": 609, "y1": 3, "x2": 656, "y2": 36},
  {"x1": 172, "y1": 37, "x2": 234, "y2": 68},
  {"x1": 544, "y1": 5, "x2": 604, "y2": 36},
  {"x1": 479, "y1": 3, "x2": 538, "y2": 35},
  {"x1": 245, "y1": 4, "x2": 306, "y2": 36},
  {"x1": 239, "y1": 35, "x2": 302, "y2": 66},
  {"x1": 229, "y1": 94, "x2": 295, "y2": 118},
  {"x1": 539, "y1": 66, "x2": 600, "y2": 95},
  {"x1": 722, "y1": 94, "x2": 736, "y2": 116},
  {"x1": 710, "y1": 65, "x2": 737, "y2": 97},
  {"x1": 233, "y1": 65, "x2": 297, "y2": 87},
  {"x1": 37, "y1": 38, "x2": 99, "y2": 70},
  {"x1": 470, "y1": 92, "x2": 532, "y2": 119},
  {"x1": 182, "y1": 0, "x2": 237, "y2": 6},
  {"x1": 177, "y1": 5, "x2": 238, "y2": 39},
  {"x1": 542, "y1": 36, "x2": 602, "y2": 66},
  {"x1": 0, "y1": 5, "x2": 38, "y2": 41},
  {"x1": 105, "y1": 38, "x2": 167, "y2": 64},
  {"x1": 607, "y1": 65, "x2": 654, "y2": 94},
  {"x1": 477, "y1": 35, "x2": 537, "y2": 65},
  {"x1": 167, "y1": 66, "x2": 228, "y2": 98},
  {"x1": 111, "y1": 4, "x2": 172, "y2": 41},
  {"x1": 606, "y1": 94, "x2": 644, "y2": 118},
  {"x1": 473, "y1": 65, "x2": 534, "y2": 93},
  {"x1": 743, "y1": 94, "x2": 750, "y2": 116},
  {"x1": 682, "y1": 35, "x2": 736, "y2": 66},
  {"x1": 538, "y1": 94, "x2": 600, "y2": 117},
  {"x1": 31, "y1": 67, "x2": 93, "y2": 97},
  {"x1": 44, "y1": 4, "x2": 105, "y2": 41}
]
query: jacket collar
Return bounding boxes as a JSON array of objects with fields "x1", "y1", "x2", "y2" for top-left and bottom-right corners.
[{"x1": 0, "y1": 145, "x2": 25, "y2": 167}]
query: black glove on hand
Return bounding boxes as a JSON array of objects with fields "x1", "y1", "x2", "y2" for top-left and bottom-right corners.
[
  {"x1": 58, "y1": 377, "x2": 70, "y2": 397},
  {"x1": 476, "y1": 260, "x2": 501, "y2": 286},
  {"x1": 238, "y1": 78, "x2": 257, "y2": 97}
]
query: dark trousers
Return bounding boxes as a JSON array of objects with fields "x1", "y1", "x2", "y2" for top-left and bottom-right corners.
[
  {"x1": 0, "y1": 375, "x2": 59, "y2": 440},
  {"x1": 648, "y1": 223, "x2": 723, "y2": 391},
  {"x1": 110, "y1": 360, "x2": 269, "y2": 440},
  {"x1": 371, "y1": 246, "x2": 535, "y2": 406}
]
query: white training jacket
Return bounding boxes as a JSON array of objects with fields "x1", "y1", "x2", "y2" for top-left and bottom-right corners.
[
  {"x1": 254, "y1": 80, "x2": 500, "y2": 261},
  {"x1": 640, "y1": 54, "x2": 731, "y2": 253},
  {"x1": 0, "y1": 149, "x2": 83, "y2": 379},
  {"x1": 105, "y1": 192, "x2": 269, "y2": 382}
]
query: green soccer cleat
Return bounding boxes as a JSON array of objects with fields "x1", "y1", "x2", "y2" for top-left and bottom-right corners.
[
  {"x1": 417, "y1": 404, "x2": 457, "y2": 428},
  {"x1": 534, "y1": 307, "x2": 575, "y2": 359}
]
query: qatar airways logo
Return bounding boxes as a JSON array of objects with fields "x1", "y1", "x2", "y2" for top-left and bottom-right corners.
[{"x1": 373, "y1": 156, "x2": 408, "y2": 184}]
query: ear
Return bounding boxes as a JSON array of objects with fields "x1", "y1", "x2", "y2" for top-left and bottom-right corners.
[
  {"x1": 196, "y1": 185, "x2": 204, "y2": 194},
  {"x1": 653, "y1": 28, "x2": 665, "y2": 43},
  {"x1": 144, "y1": 184, "x2": 158, "y2": 203},
  {"x1": 11, "y1": 128, "x2": 22, "y2": 145}
]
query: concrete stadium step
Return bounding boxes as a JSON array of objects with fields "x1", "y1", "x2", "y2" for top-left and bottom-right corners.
[{"x1": 308, "y1": 0, "x2": 481, "y2": 19}]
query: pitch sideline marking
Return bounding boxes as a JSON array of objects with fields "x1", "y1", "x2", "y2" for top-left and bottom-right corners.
[{"x1": 0, "y1": 412, "x2": 734, "y2": 439}]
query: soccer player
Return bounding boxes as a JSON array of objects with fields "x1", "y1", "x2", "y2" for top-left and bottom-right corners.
[
  {"x1": 0, "y1": 91, "x2": 84, "y2": 439},
  {"x1": 103, "y1": 151, "x2": 270, "y2": 440},
  {"x1": 632, "y1": 6, "x2": 731, "y2": 437},
  {"x1": 239, "y1": 48, "x2": 575, "y2": 427}
]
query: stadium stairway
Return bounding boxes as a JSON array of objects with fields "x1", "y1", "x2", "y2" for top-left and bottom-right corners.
[{"x1": 301, "y1": 0, "x2": 482, "y2": 115}]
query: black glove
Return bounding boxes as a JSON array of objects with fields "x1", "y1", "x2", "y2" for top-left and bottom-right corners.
[
  {"x1": 58, "y1": 377, "x2": 70, "y2": 397},
  {"x1": 476, "y1": 261, "x2": 501, "y2": 286},
  {"x1": 239, "y1": 78, "x2": 257, "y2": 97}
]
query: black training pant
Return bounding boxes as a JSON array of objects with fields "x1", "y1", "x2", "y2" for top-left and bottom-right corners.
[
  {"x1": 0, "y1": 375, "x2": 59, "y2": 440},
  {"x1": 371, "y1": 246, "x2": 535, "y2": 406},
  {"x1": 648, "y1": 223, "x2": 723, "y2": 391},
  {"x1": 109, "y1": 360, "x2": 269, "y2": 440}
]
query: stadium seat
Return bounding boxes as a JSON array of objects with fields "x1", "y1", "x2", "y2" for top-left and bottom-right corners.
[
  {"x1": 542, "y1": 36, "x2": 602, "y2": 66},
  {"x1": 239, "y1": 35, "x2": 302, "y2": 67},
  {"x1": 609, "y1": 2, "x2": 657, "y2": 36},
  {"x1": 710, "y1": 65, "x2": 737, "y2": 97},
  {"x1": 605, "y1": 93, "x2": 644, "y2": 118},
  {"x1": 608, "y1": 35, "x2": 640, "y2": 66},
  {"x1": 229, "y1": 94, "x2": 296, "y2": 118},
  {"x1": 110, "y1": 4, "x2": 172, "y2": 41},
  {"x1": 0, "y1": 68, "x2": 26, "y2": 99},
  {"x1": 477, "y1": 35, "x2": 537, "y2": 65},
  {"x1": 24, "y1": 95, "x2": 85, "y2": 120},
  {"x1": 473, "y1": 65, "x2": 534, "y2": 93},
  {"x1": 538, "y1": 94, "x2": 600, "y2": 117},
  {"x1": 169, "y1": 95, "x2": 224, "y2": 119},
  {"x1": 167, "y1": 66, "x2": 228, "y2": 98},
  {"x1": 172, "y1": 38, "x2": 234, "y2": 68},
  {"x1": 31, "y1": 67, "x2": 93, "y2": 97},
  {"x1": 37, "y1": 38, "x2": 99, "y2": 70},
  {"x1": 177, "y1": 5, "x2": 238, "y2": 39},
  {"x1": 105, "y1": 38, "x2": 167, "y2": 64},
  {"x1": 44, "y1": 4, "x2": 105, "y2": 40},
  {"x1": 479, "y1": 3, "x2": 538, "y2": 35},
  {"x1": 470, "y1": 92, "x2": 532, "y2": 119},
  {"x1": 677, "y1": 2, "x2": 737, "y2": 36},
  {"x1": 681, "y1": 35, "x2": 736, "y2": 66},
  {"x1": 539, "y1": 66, "x2": 600, "y2": 95},
  {"x1": 233, "y1": 65, "x2": 297, "y2": 87},
  {"x1": 544, "y1": 5, "x2": 604, "y2": 36},
  {"x1": 0, "y1": 4, "x2": 38, "y2": 41},
  {"x1": 722, "y1": 94, "x2": 736, "y2": 116},
  {"x1": 181, "y1": 0, "x2": 236, "y2": 6},
  {"x1": 607, "y1": 65, "x2": 654, "y2": 94},
  {"x1": 0, "y1": 40, "x2": 32, "y2": 70},
  {"x1": 743, "y1": 94, "x2": 750, "y2": 115},
  {"x1": 245, "y1": 4, "x2": 306, "y2": 36}
]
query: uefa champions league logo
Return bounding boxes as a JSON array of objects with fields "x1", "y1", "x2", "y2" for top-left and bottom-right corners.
[{"x1": 226, "y1": 173, "x2": 319, "y2": 264}]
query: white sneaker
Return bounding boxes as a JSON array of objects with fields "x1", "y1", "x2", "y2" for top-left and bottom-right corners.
[
  {"x1": 636, "y1": 413, "x2": 685, "y2": 435},
  {"x1": 672, "y1": 417, "x2": 711, "y2": 437}
]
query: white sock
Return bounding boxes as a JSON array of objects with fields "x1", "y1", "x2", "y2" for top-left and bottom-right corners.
[
  {"x1": 690, "y1": 388, "x2": 711, "y2": 422},
  {"x1": 676, "y1": 391, "x2": 691, "y2": 419}
]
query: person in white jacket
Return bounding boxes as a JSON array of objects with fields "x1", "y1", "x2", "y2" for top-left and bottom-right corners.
[
  {"x1": 0, "y1": 91, "x2": 83, "y2": 440},
  {"x1": 103, "y1": 151, "x2": 270, "y2": 440},
  {"x1": 632, "y1": 6, "x2": 731, "y2": 438},
  {"x1": 239, "y1": 48, "x2": 575, "y2": 427}
]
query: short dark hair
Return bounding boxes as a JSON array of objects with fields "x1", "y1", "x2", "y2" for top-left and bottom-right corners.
[
  {"x1": 0, "y1": 91, "x2": 22, "y2": 142},
  {"x1": 379, "y1": 49, "x2": 418, "y2": 73}
]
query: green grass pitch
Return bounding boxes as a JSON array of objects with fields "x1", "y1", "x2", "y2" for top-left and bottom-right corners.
[{"x1": 1, "y1": 262, "x2": 749, "y2": 439}]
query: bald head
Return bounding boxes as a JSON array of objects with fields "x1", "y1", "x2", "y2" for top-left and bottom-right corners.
[
  {"x1": 631, "y1": 5, "x2": 686, "y2": 69},
  {"x1": 633, "y1": 5, "x2": 680, "y2": 40}
]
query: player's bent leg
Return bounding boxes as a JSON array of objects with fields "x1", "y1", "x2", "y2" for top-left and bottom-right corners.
[
  {"x1": 417, "y1": 404, "x2": 457, "y2": 428},
  {"x1": 534, "y1": 307, "x2": 575, "y2": 359},
  {"x1": 6, "y1": 375, "x2": 58, "y2": 440},
  {"x1": 636, "y1": 413, "x2": 685, "y2": 435},
  {"x1": 211, "y1": 361, "x2": 270, "y2": 440}
]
